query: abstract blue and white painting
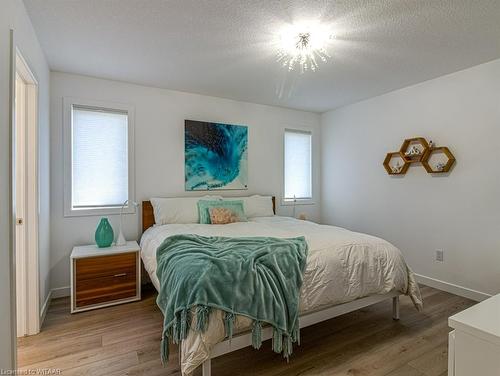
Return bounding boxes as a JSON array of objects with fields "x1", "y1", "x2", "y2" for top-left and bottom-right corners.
[{"x1": 185, "y1": 120, "x2": 248, "y2": 191}]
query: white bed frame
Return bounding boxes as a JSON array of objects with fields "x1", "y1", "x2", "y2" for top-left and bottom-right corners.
[{"x1": 199, "y1": 292, "x2": 400, "y2": 376}]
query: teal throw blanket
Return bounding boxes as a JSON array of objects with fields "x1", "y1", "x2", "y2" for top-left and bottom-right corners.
[{"x1": 156, "y1": 234, "x2": 308, "y2": 363}]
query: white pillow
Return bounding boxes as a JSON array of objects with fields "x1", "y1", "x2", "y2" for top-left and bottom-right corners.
[
  {"x1": 150, "y1": 196, "x2": 222, "y2": 224},
  {"x1": 223, "y1": 195, "x2": 274, "y2": 218}
]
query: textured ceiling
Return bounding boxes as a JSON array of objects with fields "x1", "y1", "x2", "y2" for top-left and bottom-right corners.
[{"x1": 23, "y1": 0, "x2": 500, "y2": 112}]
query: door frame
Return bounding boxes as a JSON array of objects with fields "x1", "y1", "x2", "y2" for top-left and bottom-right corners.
[{"x1": 14, "y1": 47, "x2": 40, "y2": 337}]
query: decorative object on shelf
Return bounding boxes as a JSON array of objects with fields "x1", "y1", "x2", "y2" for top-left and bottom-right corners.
[
  {"x1": 404, "y1": 146, "x2": 421, "y2": 157},
  {"x1": 185, "y1": 120, "x2": 248, "y2": 191},
  {"x1": 298, "y1": 213, "x2": 307, "y2": 221},
  {"x1": 116, "y1": 200, "x2": 139, "y2": 246},
  {"x1": 95, "y1": 218, "x2": 114, "y2": 248},
  {"x1": 400, "y1": 137, "x2": 429, "y2": 163},
  {"x1": 383, "y1": 152, "x2": 410, "y2": 175},
  {"x1": 421, "y1": 146, "x2": 456, "y2": 174},
  {"x1": 384, "y1": 137, "x2": 455, "y2": 175},
  {"x1": 392, "y1": 161, "x2": 403, "y2": 173}
]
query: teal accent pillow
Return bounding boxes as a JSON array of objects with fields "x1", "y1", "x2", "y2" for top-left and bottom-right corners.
[{"x1": 197, "y1": 200, "x2": 247, "y2": 224}]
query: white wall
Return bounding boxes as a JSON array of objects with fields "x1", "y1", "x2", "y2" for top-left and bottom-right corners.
[
  {"x1": 321, "y1": 58, "x2": 500, "y2": 297},
  {"x1": 0, "y1": 0, "x2": 50, "y2": 368},
  {"x1": 50, "y1": 72, "x2": 321, "y2": 291}
]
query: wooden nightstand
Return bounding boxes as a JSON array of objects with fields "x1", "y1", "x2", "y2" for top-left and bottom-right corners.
[{"x1": 70, "y1": 241, "x2": 141, "y2": 313}]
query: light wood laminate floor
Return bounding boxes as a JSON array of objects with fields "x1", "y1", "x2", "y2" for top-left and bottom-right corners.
[{"x1": 17, "y1": 285, "x2": 474, "y2": 375}]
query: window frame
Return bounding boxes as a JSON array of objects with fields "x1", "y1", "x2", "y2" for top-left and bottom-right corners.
[
  {"x1": 282, "y1": 128, "x2": 314, "y2": 206},
  {"x1": 63, "y1": 97, "x2": 136, "y2": 217}
]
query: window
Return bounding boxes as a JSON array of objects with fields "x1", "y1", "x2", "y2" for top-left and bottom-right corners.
[
  {"x1": 64, "y1": 98, "x2": 135, "y2": 216},
  {"x1": 284, "y1": 129, "x2": 312, "y2": 201}
]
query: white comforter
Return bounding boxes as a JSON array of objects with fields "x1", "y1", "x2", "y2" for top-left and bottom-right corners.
[{"x1": 140, "y1": 216, "x2": 422, "y2": 375}]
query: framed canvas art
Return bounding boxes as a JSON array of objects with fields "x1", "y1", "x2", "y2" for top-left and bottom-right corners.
[{"x1": 185, "y1": 120, "x2": 248, "y2": 191}]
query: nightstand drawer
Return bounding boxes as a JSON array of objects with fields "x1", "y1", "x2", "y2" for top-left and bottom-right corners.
[
  {"x1": 75, "y1": 252, "x2": 136, "y2": 281},
  {"x1": 75, "y1": 273, "x2": 137, "y2": 308}
]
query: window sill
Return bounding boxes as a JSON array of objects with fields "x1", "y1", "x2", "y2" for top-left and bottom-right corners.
[
  {"x1": 64, "y1": 206, "x2": 136, "y2": 218},
  {"x1": 281, "y1": 199, "x2": 315, "y2": 206}
]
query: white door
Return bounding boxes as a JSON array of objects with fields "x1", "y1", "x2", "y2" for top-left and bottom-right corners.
[
  {"x1": 14, "y1": 51, "x2": 40, "y2": 337},
  {"x1": 15, "y1": 72, "x2": 27, "y2": 336}
]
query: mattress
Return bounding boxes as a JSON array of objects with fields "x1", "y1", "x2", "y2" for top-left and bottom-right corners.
[{"x1": 140, "y1": 216, "x2": 422, "y2": 375}]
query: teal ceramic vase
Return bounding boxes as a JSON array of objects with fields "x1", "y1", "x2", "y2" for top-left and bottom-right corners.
[{"x1": 95, "y1": 218, "x2": 114, "y2": 248}]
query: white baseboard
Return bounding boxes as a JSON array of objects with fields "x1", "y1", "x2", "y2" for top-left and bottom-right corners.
[
  {"x1": 40, "y1": 290, "x2": 52, "y2": 325},
  {"x1": 415, "y1": 274, "x2": 492, "y2": 302},
  {"x1": 51, "y1": 286, "x2": 70, "y2": 299},
  {"x1": 39, "y1": 287, "x2": 70, "y2": 326}
]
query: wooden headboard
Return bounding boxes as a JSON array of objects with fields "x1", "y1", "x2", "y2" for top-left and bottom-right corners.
[{"x1": 142, "y1": 196, "x2": 276, "y2": 233}]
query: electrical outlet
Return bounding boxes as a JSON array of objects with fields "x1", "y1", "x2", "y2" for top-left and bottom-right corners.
[{"x1": 435, "y1": 249, "x2": 444, "y2": 262}]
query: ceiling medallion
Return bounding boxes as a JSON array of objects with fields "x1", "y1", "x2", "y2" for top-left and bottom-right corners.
[{"x1": 276, "y1": 22, "x2": 333, "y2": 73}]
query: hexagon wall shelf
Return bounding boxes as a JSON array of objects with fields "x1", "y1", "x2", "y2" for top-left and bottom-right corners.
[
  {"x1": 421, "y1": 146, "x2": 456, "y2": 173},
  {"x1": 383, "y1": 152, "x2": 410, "y2": 175},
  {"x1": 384, "y1": 137, "x2": 455, "y2": 176},
  {"x1": 400, "y1": 137, "x2": 429, "y2": 163}
]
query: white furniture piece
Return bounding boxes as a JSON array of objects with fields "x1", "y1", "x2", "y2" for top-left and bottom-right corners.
[
  {"x1": 448, "y1": 294, "x2": 500, "y2": 376},
  {"x1": 70, "y1": 241, "x2": 141, "y2": 313}
]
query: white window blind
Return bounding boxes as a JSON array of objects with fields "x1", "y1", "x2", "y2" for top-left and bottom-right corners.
[
  {"x1": 71, "y1": 106, "x2": 129, "y2": 209},
  {"x1": 284, "y1": 129, "x2": 312, "y2": 200}
]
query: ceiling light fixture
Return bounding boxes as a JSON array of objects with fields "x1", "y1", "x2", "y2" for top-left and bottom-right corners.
[{"x1": 276, "y1": 22, "x2": 333, "y2": 73}]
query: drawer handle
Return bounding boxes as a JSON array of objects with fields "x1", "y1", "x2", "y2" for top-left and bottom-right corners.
[{"x1": 113, "y1": 273, "x2": 127, "y2": 277}]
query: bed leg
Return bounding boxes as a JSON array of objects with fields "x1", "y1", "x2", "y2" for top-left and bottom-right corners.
[
  {"x1": 202, "y1": 358, "x2": 211, "y2": 376},
  {"x1": 392, "y1": 296, "x2": 400, "y2": 321}
]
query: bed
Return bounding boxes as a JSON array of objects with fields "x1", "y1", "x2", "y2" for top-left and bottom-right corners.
[{"x1": 140, "y1": 197, "x2": 422, "y2": 376}]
